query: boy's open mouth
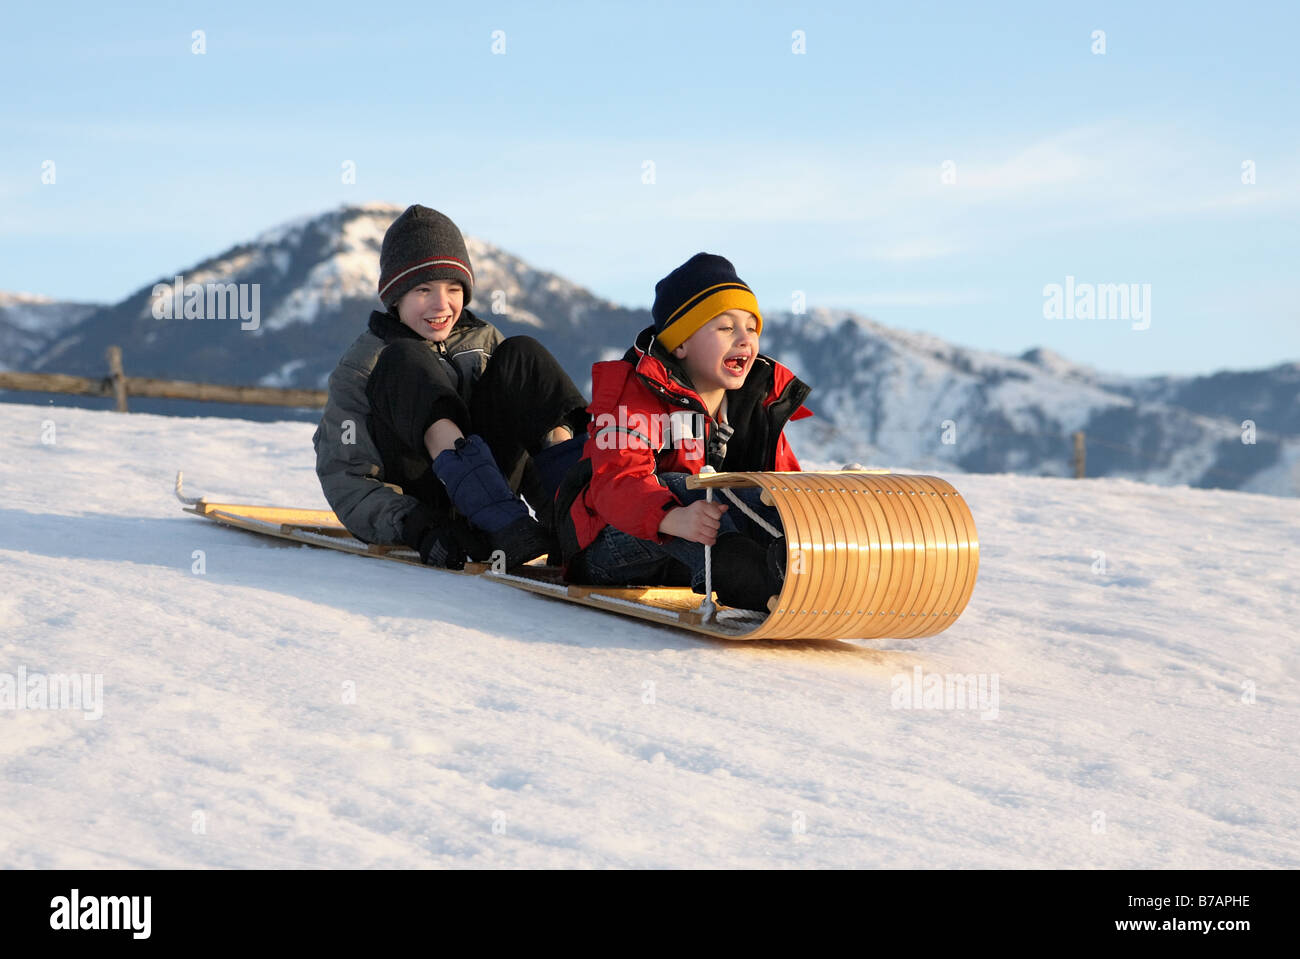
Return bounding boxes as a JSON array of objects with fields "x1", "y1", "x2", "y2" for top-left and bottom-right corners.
[
  {"x1": 425, "y1": 315, "x2": 453, "y2": 331},
  {"x1": 723, "y1": 353, "x2": 750, "y2": 375}
]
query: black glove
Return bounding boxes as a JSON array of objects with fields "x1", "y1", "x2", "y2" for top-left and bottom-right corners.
[
  {"x1": 417, "y1": 523, "x2": 466, "y2": 569},
  {"x1": 401, "y1": 504, "x2": 461, "y2": 569},
  {"x1": 402, "y1": 505, "x2": 492, "y2": 570}
]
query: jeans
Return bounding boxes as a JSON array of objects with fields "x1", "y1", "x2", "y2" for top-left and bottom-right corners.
[{"x1": 575, "y1": 472, "x2": 783, "y2": 590}]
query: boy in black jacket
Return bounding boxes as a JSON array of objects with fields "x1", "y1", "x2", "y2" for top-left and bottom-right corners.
[{"x1": 313, "y1": 205, "x2": 588, "y2": 568}]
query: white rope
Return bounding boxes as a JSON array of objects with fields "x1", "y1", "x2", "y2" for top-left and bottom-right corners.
[
  {"x1": 715, "y1": 608, "x2": 768, "y2": 627},
  {"x1": 173, "y1": 470, "x2": 203, "y2": 506},
  {"x1": 720, "y1": 486, "x2": 783, "y2": 539},
  {"x1": 699, "y1": 467, "x2": 717, "y2": 623}
]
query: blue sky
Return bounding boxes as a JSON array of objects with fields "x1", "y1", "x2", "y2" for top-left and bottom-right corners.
[{"x1": 2, "y1": 0, "x2": 1296, "y2": 375}]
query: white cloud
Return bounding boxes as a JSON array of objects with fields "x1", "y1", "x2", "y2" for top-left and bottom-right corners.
[{"x1": 951, "y1": 128, "x2": 1098, "y2": 194}]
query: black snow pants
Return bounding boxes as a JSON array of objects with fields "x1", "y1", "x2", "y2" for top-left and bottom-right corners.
[{"x1": 364, "y1": 335, "x2": 588, "y2": 524}]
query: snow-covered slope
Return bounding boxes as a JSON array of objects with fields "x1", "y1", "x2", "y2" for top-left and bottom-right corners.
[
  {"x1": 1, "y1": 403, "x2": 1296, "y2": 868},
  {"x1": 0, "y1": 292, "x2": 100, "y2": 371}
]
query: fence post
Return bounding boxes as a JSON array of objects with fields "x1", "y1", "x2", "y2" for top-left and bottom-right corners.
[
  {"x1": 1073, "y1": 430, "x2": 1086, "y2": 479},
  {"x1": 106, "y1": 346, "x2": 128, "y2": 412}
]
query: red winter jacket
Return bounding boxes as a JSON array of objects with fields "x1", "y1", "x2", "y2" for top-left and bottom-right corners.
[{"x1": 556, "y1": 326, "x2": 812, "y2": 560}]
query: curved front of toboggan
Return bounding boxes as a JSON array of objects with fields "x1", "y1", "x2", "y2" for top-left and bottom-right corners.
[{"x1": 686, "y1": 471, "x2": 979, "y2": 640}]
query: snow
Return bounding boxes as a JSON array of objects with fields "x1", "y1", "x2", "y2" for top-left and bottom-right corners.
[
  {"x1": 1, "y1": 402, "x2": 1297, "y2": 868},
  {"x1": 463, "y1": 235, "x2": 612, "y2": 330},
  {"x1": 1240, "y1": 441, "x2": 1300, "y2": 497},
  {"x1": 258, "y1": 360, "x2": 308, "y2": 389},
  {"x1": 269, "y1": 249, "x2": 292, "y2": 277},
  {"x1": 0, "y1": 291, "x2": 58, "y2": 320},
  {"x1": 0, "y1": 296, "x2": 100, "y2": 372},
  {"x1": 804, "y1": 306, "x2": 1133, "y2": 437},
  {"x1": 250, "y1": 207, "x2": 341, "y2": 249},
  {"x1": 0, "y1": 293, "x2": 98, "y2": 336},
  {"x1": 260, "y1": 215, "x2": 386, "y2": 333}
]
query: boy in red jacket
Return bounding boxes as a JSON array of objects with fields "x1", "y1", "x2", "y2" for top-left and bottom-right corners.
[{"x1": 555, "y1": 253, "x2": 812, "y2": 611}]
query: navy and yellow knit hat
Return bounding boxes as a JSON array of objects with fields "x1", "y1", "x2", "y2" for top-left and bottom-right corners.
[
  {"x1": 652, "y1": 253, "x2": 763, "y2": 351},
  {"x1": 377, "y1": 205, "x2": 475, "y2": 309}
]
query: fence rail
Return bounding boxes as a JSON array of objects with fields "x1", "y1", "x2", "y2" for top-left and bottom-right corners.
[{"x1": 0, "y1": 346, "x2": 326, "y2": 411}]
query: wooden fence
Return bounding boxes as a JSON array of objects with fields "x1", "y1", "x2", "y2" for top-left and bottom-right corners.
[{"x1": 0, "y1": 346, "x2": 326, "y2": 411}]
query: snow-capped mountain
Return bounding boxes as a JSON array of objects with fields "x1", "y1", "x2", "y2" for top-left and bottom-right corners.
[
  {"x1": 0, "y1": 292, "x2": 101, "y2": 371},
  {"x1": 9, "y1": 204, "x2": 1298, "y2": 497},
  {"x1": 760, "y1": 310, "x2": 1300, "y2": 497},
  {"x1": 26, "y1": 203, "x2": 633, "y2": 398}
]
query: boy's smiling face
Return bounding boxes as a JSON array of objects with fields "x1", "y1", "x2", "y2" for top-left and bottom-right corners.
[
  {"x1": 672, "y1": 309, "x2": 760, "y2": 397},
  {"x1": 395, "y1": 280, "x2": 464, "y2": 342}
]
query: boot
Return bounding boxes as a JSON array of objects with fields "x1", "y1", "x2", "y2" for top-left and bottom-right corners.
[
  {"x1": 432, "y1": 435, "x2": 553, "y2": 568},
  {"x1": 708, "y1": 533, "x2": 785, "y2": 612},
  {"x1": 767, "y1": 538, "x2": 787, "y2": 586}
]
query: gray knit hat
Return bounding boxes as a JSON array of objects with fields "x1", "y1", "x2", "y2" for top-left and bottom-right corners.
[{"x1": 377, "y1": 205, "x2": 475, "y2": 309}]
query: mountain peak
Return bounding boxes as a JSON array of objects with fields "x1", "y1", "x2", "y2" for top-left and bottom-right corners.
[
  {"x1": 1018, "y1": 345, "x2": 1102, "y2": 382},
  {"x1": 0, "y1": 290, "x2": 100, "y2": 309}
]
